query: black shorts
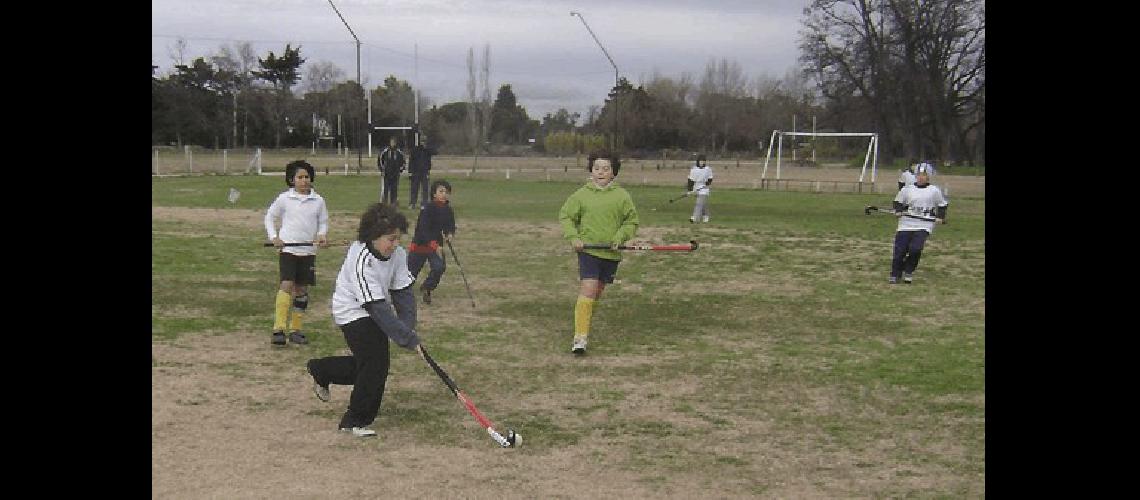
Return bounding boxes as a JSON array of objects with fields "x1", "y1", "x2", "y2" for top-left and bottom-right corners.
[
  {"x1": 577, "y1": 252, "x2": 619, "y2": 284},
  {"x1": 279, "y1": 253, "x2": 317, "y2": 285}
]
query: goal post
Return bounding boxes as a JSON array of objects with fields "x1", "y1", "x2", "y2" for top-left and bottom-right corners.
[
  {"x1": 761, "y1": 131, "x2": 879, "y2": 183},
  {"x1": 366, "y1": 87, "x2": 420, "y2": 157}
]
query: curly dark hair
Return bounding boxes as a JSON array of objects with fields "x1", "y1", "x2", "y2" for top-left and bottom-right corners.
[
  {"x1": 587, "y1": 149, "x2": 621, "y2": 176},
  {"x1": 429, "y1": 179, "x2": 452, "y2": 197},
  {"x1": 285, "y1": 160, "x2": 315, "y2": 187},
  {"x1": 356, "y1": 203, "x2": 409, "y2": 243}
]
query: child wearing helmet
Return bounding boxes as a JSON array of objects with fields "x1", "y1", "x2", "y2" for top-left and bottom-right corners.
[
  {"x1": 264, "y1": 160, "x2": 330, "y2": 345},
  {"x1": 887, "y1": 162, "x2": 948, "y2": 284},
  {"x1": 686, "y1": 154, "x2": 714, "y2": 223}
]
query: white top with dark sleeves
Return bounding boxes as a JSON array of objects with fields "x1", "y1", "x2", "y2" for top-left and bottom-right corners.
[
  {"x1": 893, "y1": 184, "x2": 948, "y2": 233},
  {"x1": 688, "y1": 165, "x2": 714, "y2": 196},
  {"x1": 330, "y1": 242, "x2": 415, "y2": 326}
]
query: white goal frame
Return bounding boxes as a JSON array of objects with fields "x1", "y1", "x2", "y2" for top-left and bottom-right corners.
[
  {"x1": 761, "y1": 131, "x2": 879, "y2": 183},
  {"x1": 366, "y1": 87, "x2": 420, "y2": 157}
]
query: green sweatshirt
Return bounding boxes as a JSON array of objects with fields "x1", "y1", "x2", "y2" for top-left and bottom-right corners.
[{"x1": 558, "y1": 180, "x2": 639, "y2": 261}]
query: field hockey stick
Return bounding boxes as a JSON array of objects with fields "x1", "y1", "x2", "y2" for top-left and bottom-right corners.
[
  {"x1": 420, "y1": 346, "x2": 520, "y2": 448},
  {"x1": 581, "y1": 239, "x2": 699, "y2": 251},
  {"x1": 863, "y1": 206, "x2": 940, "y2": 223},
  {"x1": 445, "y1": 240, "x2": 476, "y2": 308},
  {"x1": 650, "y1": 192, "x2": 691, "y2": 211}
]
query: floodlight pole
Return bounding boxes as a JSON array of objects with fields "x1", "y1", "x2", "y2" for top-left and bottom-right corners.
[
  {"x1": 571, "y1": 11, "x2": 620, "y2": 151},
  {"x1": 328, "y1": 0, "x2": 363, "y2": 173}
]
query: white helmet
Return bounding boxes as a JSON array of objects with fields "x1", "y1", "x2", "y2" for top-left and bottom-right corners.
[{"x1": 915, "y1": 162, "x2": 935, "y2": 176}]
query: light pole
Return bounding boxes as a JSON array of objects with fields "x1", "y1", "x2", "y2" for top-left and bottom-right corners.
[
  {"x1": 328, "y1": 0, "x2": 363, "y2": 173},
  {"x1": 570, "y1": 11, "x2": 621, "y2": 151}
]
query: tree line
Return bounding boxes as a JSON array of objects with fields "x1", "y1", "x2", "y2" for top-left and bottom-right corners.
[{"x1": 152, "y1": 0, "x2": 983, "y2": 166}]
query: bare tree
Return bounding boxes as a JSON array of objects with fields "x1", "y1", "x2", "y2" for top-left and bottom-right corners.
[
  {"x1": 466, "y1": 47, "x2": 477, "y2": 158},
  {"x1": 167, "y1": 37, "x2": 188, "y2": 68},
  {"x1": 800, "y1": 0, "x2": 984, "y2": 163},
  {"x1": 305, "y1": 61, "x2": 345, "y2": 93},
  {"x1": 698, "y1": 58, "x2": 751, "y2": 153},
  {"x1": 479, "y1": 44, "x2": 492, "y2": 148},
  {"x1": 210, "y1": 42, "x2": 259, "y2": 149}
]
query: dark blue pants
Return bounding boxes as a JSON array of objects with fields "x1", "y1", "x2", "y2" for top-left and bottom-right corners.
[
  {"x1": 382, "y1": 175, "x2": 400, "y2": 205},
  {"x1": 891, "y1": 230, "x2": 930, "y2": 278},
  {"x1": 409, "y1": 174, "x2": 430, "y2": 208},
  {"x1": 408, "y1": 250, "x2": 446, "y2": 290},
  {"x1": 307, "y1": 317, "x2": 391, "y2": 428}
]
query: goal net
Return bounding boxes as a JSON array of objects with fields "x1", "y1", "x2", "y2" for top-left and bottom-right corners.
[{"x1": 761, "y1": 131, "x2": 879, "y2": 183}]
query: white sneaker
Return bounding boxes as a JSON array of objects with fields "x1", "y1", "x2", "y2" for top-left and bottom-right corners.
[
  {"x1": 702, "y1": 216, "x2": 710, "y2": 223},
  {"x1": 340, "y1": 427, "x2": 377, "y2": 437},
  {"x1": 571, "y1": 338, "x2": 587, "y2": 354},
  {"x1": 902, "y1": 273, "x2": 913, "y2": 284}
]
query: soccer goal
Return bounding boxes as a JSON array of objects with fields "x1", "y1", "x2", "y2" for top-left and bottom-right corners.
[
  {"x1": 366, "y1": 87, "x2": 420, "y2": 157},
  {"x1": 761, "y1": 131, "x2": 879, "y2": 183}
]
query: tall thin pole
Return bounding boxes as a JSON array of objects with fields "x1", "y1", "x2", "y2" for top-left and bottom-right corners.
[
  {"x1": 812, "y1": 115, "x2": 816, "y2": 163},
  {"x1": 570, "y1": 12, "x2": 618, "y2": 87},
  {"x1": 570, "y1": 11, "x2": 620, "y2": 151},
  {"x1": 414, "y1": 43, "x2": 420, "y2": 146},
  {"x1": 356, "y1": 40, "x2": 362, "y2": 172},
  {"x1": 328, "y1": 0, "x2": 363, "y2": 173}
]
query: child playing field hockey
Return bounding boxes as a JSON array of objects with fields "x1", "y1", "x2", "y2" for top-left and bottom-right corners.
[
  {"x1": 888, "y1": 163, "x2": 949, "y2": 284},
  {"x1": 557, "y1": 149, "x2": 640, "y2": 355},
  {"x1": 264, "y1": 160, "x2": 329, "y2": 346},
  {"x1": 686, "y1": 154, "x2": 714, "y2": 223},
  {"x1": 306, "y1": 202, "x2": 425, "y2": 437},
  {"x1": 408, "y1": 179, "x2": 457, "y2": 305}
]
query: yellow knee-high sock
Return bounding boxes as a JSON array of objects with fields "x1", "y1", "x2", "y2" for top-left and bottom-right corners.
[
  {"x1": 273, "y1": 290, "x2": 291, "y2": 332},
  {"x1": 573, "y1": 296, "x2": 596, "y2": 340},
  {"x1": 289, "y1": 309, "x2": 304, "y2": 333}
]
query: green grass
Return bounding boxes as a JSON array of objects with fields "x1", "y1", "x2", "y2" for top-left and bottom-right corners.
[{"x1": 152, "y1": 174, "x2": 985, "y2": 497}]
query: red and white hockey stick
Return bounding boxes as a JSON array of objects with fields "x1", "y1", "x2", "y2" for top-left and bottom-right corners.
[
  {"x1": 581, "y1": 240, "x2": 699, "y2": 251},
  {"x1": 420, "y1": 346, "x2": 520, "y2": 448}
]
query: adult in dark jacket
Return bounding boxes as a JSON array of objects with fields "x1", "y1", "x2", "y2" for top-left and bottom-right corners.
[
  {"x1": 378, "y1": 136, "x2": 406, "y2": 205},
  {"x1": 408, "y1": 141, "x2": 433, "y2": 210}
]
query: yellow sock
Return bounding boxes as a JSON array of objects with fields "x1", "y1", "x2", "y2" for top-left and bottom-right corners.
[
  {"x1": 573, "y1": 296, "x2": 596, "y2": 339},
  {"x1": 289, "y1": 309, "x2": 304, "y2": 333},
  {"x1": 273, "y1": 290, "x2": 291, "y2": 332}
]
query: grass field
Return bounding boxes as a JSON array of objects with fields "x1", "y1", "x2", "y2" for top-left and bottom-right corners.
[{"x1": 152, "y1": 173, "x2": 985, "y2": 498}]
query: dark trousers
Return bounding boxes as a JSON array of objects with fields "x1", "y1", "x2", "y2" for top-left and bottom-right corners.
[
  {"x1": 308, "y1": 318, "x2": 391, "y2": 429},
  {"x1": 382, "y1": 175, "x2": 400, "y2": 205},
  {"x1": 409, "y1": 174, "x2": 430, "y2": 208},
  {"x1": 891, "y1": 230, "x2": 930, "y2": 278},
  {"x1": 408, "y1": 250, "x2": 446, "y2": 290}
]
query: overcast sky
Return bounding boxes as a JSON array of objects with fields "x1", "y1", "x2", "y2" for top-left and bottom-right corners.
[{"x1": 153, "y1": 0, "x2": 812, "y2": 121}]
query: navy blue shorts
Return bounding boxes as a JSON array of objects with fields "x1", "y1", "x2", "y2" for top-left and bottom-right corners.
[{"x1": 577, "y1": 252, "x2": 619, "y2": 284}]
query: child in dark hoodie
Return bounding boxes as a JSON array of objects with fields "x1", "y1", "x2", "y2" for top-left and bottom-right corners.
[{"x1": 408, "y1": 180, "x2": 457, "y2": 304}]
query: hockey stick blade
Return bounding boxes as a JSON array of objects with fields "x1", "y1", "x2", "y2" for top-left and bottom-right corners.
[
  {"x1": 421, "y1": 347, "x2": 518, "y2": 448},
  {"x1": 445, "y1": 240, "x2": 477, "y2": 308}
]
